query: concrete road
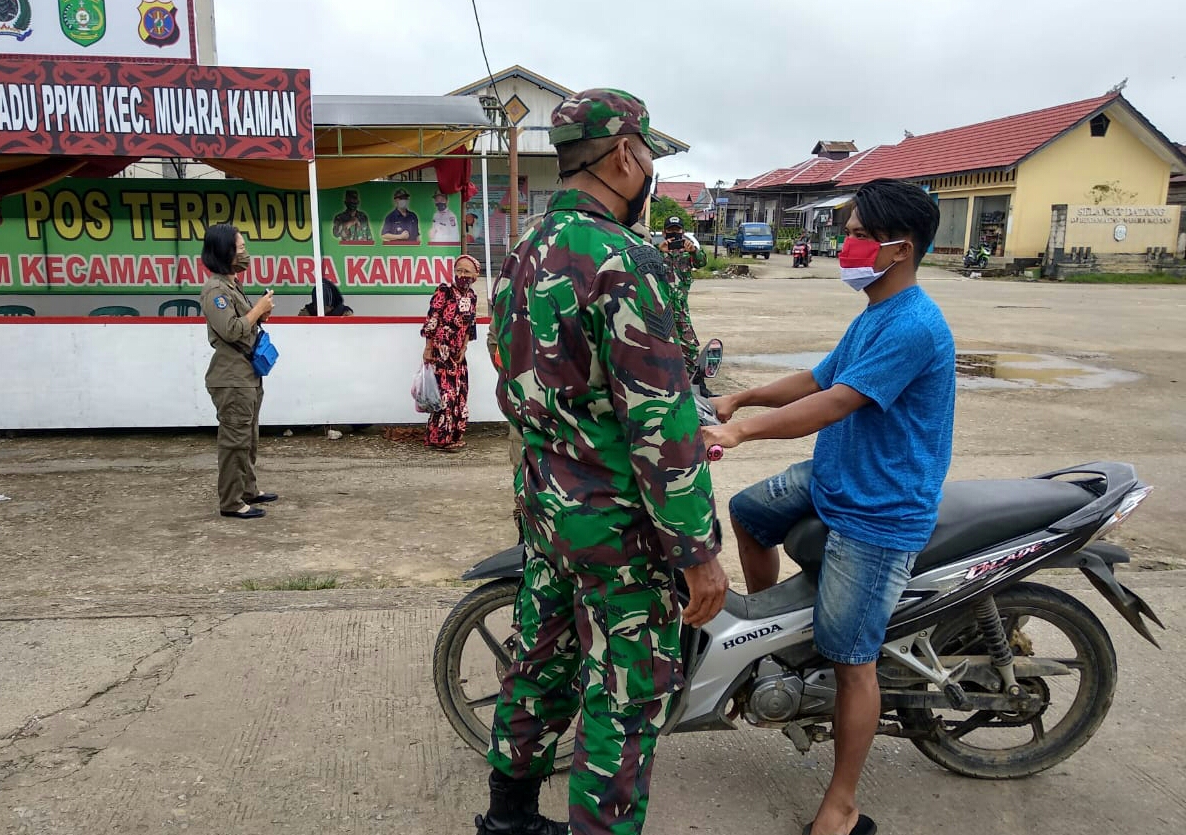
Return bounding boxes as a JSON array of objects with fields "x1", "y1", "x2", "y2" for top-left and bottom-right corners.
[
  {"x1": 2, "y1": 272, "x2": 1184, "y2": 833},
  {"x1": 1, "y1": 576, "x2": 1182, "y2": 835}
]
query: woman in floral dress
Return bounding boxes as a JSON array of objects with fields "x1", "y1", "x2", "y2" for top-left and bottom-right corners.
[{"x1": 420, "y1": 254, "x2": 480, "y2": 451}]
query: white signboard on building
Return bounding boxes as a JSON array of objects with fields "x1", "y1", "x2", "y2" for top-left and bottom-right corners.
[{"x1": 0, "y1": 1, "x2": 198, "y2": 64}]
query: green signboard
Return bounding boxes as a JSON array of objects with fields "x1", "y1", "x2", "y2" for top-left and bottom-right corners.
[{"x1": 0, "y1": 178, "x2": 462, "y2": 295}]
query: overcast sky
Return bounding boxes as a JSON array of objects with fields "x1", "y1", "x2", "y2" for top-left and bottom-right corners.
[{"x1": 213, "y1": 0, "x2": 1186, "y2": 187}]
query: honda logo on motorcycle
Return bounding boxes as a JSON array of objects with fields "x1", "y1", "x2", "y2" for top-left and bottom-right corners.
[
  {"x1": 964, "y1": 543, "x2": 1044, "y2": 581},
  {"x1": 723, "y1": 624, "x2": 783, "y2": 650}
]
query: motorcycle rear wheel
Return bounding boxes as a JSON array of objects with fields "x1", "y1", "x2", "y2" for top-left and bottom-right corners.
[
  {"x1": 898, "y1": 583, "x2": 1117, "y2": 779},
  {"x1": 432, "y1": 579, "x2": 576, "y2": 771}
]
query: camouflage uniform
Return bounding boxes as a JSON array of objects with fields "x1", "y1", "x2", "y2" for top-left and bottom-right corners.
[
  {"x1": 484, "y1": 89, "x2": 720, "y2": 835},
  {"x1": 661, "y1": 237, "x2": 707, "y2": 376}
]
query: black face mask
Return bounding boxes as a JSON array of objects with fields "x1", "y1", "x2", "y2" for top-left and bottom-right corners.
[
  {"x1": 619, "y1": 144, "x2": 652, "y2": 227},
  {"x1": 562, "y1": 141, "x2": 652, "y2": 227}
]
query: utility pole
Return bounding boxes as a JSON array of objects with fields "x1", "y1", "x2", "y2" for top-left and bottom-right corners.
[{"x1": 713, "y1": 180, "x2": 726, "y2": 259}]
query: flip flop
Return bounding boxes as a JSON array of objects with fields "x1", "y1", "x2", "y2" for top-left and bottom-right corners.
[{"x1": 802, "y1": 814, "x2": 877, "y2": 835}]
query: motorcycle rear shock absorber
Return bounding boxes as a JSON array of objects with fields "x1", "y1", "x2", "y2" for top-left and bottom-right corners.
[{"x1": 974, "y1": 596, "x2": 1023, "y2": 697}]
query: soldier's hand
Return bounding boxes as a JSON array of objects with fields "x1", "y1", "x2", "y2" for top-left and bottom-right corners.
[{"x1": 682, "y1": 557, "x2": 728, "y2": 628}]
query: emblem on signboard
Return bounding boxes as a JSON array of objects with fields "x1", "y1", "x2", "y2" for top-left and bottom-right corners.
[
  {"x1": 0, "y1": 0, "x2": 33, "y2": 42},
  {"x1": 59, "y1": 0, "x2": 105, "y2": 47},
  {"x1": 138, "y1": 0, "x2": 180, "y2": 48},
  {"x1": 1113, "y1": 224, "x2": 1127, "y2": 242}
]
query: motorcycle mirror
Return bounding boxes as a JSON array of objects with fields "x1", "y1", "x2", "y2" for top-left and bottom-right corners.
[{"x1": 698, "y1": 338, "x2": 723, "y2": 378}]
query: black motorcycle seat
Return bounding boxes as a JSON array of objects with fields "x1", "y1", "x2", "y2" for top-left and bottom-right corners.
[{"x1": 782, "y1": 478, "x2": 1094, "y2": 581}]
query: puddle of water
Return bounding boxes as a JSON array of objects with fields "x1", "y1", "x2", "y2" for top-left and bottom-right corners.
[{"x1": 735, "y1": 352, "x2": 1140, "y2": 390}]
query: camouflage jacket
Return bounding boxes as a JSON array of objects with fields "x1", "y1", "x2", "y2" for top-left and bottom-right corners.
[
  {"x1": 662, "y1": 238, "x2": 708, "y2": 297},
  {"x1": 491, "y1": 189, "x2": 720, "y2": 570}
]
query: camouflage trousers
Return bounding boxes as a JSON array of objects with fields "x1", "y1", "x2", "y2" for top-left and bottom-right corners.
[
  {"x1": 487, "y1": 549, "x2": 682, "y2": 835},
  {"x1": 670, "y1": 287, "x2": 700, "y2": 377}
]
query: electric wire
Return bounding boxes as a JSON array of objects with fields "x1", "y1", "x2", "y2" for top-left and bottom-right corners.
[{"x1": 469, "y1": 0, "x2": 506, "y2": 113}]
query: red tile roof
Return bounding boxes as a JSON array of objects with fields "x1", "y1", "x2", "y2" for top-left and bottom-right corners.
[
  {"x1": 836, "y1": 93, "x2": 1119, "y2": 185},
  {"x1": 655, "y1": 180, "x2": 707, "y2": 209}
]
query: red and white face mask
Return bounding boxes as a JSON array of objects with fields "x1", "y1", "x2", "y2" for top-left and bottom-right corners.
[{"x1": 837, "y1": 237, "x2": 904, "y2": 291}]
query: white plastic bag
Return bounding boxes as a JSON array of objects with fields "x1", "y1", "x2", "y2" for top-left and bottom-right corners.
[{"x1": 412, "y1": 362, "x2": 442, "y2": 413}]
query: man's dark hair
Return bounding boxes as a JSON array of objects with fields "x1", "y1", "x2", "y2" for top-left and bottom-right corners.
[
  {"x1": 853, "y1": 179, "x2": 940, "y2": 268},
  {"x1": 201, "y1": 223, "x2": 239, "y2": 274}
]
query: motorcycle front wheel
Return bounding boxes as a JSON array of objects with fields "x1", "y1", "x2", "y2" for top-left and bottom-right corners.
[
  {"x1": 432, "y1": 579, "x2": 577, "y2": 771},
  {"x1": 898, "y1": 583, "x2": 1117, "y2": 779}
]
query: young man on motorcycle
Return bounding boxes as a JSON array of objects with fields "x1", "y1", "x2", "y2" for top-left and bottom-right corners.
[
  {"x1": 702, "y1": 178, "x2": 952, "y2": 835},
  {"x1": 659, "y1": 215, "x2": 708, "y2": 377},
  {"x1": 478, "y1": 88, "x2": 729, "y2": 835}
]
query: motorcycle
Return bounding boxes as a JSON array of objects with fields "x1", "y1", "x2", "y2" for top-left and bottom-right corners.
[
  {"x1": 433, "y1": 346, "x2": 1162, "y2": 779},
  {"x1": 963, "y1": 243, "x2": 991, "y2": 269},
  {"x1": 792, "y1": 241, "x2": 812, "y2": 268}
]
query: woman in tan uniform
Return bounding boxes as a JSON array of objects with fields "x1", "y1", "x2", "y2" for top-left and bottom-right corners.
[{"x1": 199, "y1": 223, "x2": 277, "y2": 519}]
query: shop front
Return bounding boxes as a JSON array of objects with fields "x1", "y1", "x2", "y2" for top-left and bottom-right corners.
[{"x1": 0, "y1": 57, "x2": 502, "y2": 429}]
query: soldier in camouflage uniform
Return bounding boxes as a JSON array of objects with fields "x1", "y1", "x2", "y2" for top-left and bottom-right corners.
[
  {"x1": 475, "y1": 89, "x2": 730, "y2": 835},
  {"x1": 658, "y1": 216, "x2": 707, "y2": 377}
]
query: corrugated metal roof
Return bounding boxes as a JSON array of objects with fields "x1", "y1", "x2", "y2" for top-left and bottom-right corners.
[
  {"x1": 656, "y1": 180, "x2": 708, "y2": 209},
  {"x1": 312, "y1": 95, "x2": 493, "y2": 128},
  {"x1": 836, "y1": 94, "x2": 1119, "y2": 185}
]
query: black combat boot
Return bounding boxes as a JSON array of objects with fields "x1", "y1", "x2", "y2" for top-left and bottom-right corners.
[{"x1": 474, "y1": 771, "x2": 566, "y2": 835}]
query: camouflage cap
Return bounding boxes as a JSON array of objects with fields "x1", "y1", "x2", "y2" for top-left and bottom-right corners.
[{"x1": 549, "y1": 88, "x2": 677, "y2": 158}]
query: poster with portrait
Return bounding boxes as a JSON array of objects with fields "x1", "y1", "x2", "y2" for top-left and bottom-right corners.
[{"x1": 465, "y1": 175, "x2": 527, "y2": 247}]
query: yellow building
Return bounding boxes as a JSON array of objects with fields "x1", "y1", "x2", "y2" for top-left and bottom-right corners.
[{"x1": 835, "y1": 93, "x2": 1186, "y2": 264}]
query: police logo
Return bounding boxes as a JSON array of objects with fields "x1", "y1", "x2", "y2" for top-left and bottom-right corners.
[
  {"x1": 137, "y1": 0, "x2": 179, "y2": 48},
  {"x1": 59, "y1": 0, "x2": 105, "y2": 47},
  {"x1": 0, "y1": 0, "x2": 33, "y2": 42},
  {"x1": 214, "y1": 295, "x2": 228, "y2": 310}
]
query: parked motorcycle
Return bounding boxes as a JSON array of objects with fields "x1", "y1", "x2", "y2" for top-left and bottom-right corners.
[
  {"x1": 792, "y1": 241, "x2": 812, "y2": 268},
  {"x1": 433, "y1": 353, "x2": 1162, "y2": 779},
  {"x1": 963, "y1": 242, "x2": 991, "y2": 269}
]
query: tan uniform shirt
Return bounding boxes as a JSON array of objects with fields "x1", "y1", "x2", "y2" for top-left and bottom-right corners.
[{"x1": 200, "y1": 274, "x2": 259, "y2": 388}]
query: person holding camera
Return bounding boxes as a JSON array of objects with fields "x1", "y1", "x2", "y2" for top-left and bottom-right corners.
[
  {"x1": 659, "y1": 215, "x2": 707, "y2": 377},
  {"x1": 199, "y1": 223, "x2": 278, "y2": 520}
]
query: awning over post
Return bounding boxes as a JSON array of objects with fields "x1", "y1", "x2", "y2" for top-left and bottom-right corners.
[{"x1": 205, "y1": 96, "x2": 493, "y2": 190}]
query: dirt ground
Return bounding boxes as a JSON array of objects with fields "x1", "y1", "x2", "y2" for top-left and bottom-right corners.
[{"x1": 1, "y1": 259, "x2": 1183, "y2": 599}]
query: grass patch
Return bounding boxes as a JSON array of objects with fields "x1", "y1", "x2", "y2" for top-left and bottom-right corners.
[
  {"x1": 1054, "y1": 272, "x2": 1186, "y2": 285},
  {"x1": 240, "y1": 574, "x2": 339, "y2": 591},
  {"x1": 695, "y1": 252, "x2": 755, "y2": 279}
]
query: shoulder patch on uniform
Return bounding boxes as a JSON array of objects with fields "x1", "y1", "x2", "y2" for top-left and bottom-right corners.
[
  {"x1": 622, "y1": 243, "x2": 666, "y2": 279},
  {"x1": 214, "y1": 296, "x2": 228, "y2": 309},
  {"x1": 643, "y1": 305, "x2": 674, "y2": 340}
]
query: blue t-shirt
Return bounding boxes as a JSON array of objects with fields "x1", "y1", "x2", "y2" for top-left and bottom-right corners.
[{"x1": 810, "y1": 285, "x2": 955, "y2": 551}]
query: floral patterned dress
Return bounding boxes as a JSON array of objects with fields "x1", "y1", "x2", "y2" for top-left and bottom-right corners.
[{"x1": 420, "y1": 282, "x2": 477, "y2": 447}]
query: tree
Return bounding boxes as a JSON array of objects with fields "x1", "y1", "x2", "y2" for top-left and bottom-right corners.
[{"x1": 650, "y1": 196, "x2": 695, "y2": 232}]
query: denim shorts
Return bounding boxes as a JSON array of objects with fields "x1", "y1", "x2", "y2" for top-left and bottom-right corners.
[{"x1": 729, "y1": 460, "x2": 918, "y2": 666}]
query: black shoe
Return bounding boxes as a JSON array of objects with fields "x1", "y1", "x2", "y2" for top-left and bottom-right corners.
[
  {"x1": 244, "y1": 492, "x2": 278, "y2": 504},
  {"x1": 479, "y1": 772, "x2": 566, "y2": 835},
  {"x1": 220, "y1": 507, "x2": 266, "y2": 519},
  {"x1": 474, "y1": 813, "x2": 566, "y2": 835}
]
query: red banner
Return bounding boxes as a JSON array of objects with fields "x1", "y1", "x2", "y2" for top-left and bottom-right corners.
[{"x1": 0, "y1": 60, "x2": 313, "y2": 161}]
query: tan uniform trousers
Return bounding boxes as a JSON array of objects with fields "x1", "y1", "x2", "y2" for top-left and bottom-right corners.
[{"x1": 209, "y1": 385, "x2": 262, "y2": 512}]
